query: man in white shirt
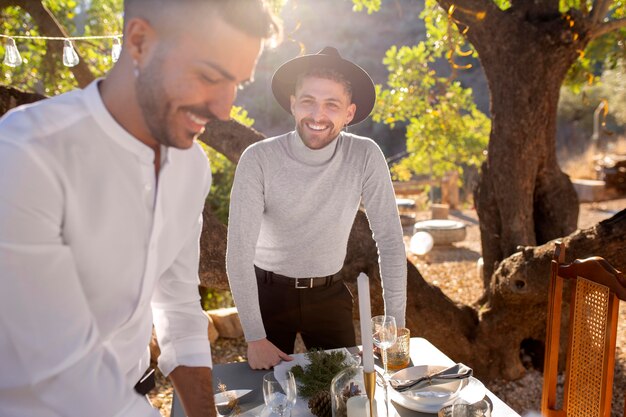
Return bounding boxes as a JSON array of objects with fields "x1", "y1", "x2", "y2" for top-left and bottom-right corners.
[
  {"x1": 0, "y1": 1, "x2": 280, "y2": 416},
  {"x1": 226, "y1": 47, "x2": 407, "y2": 370}
]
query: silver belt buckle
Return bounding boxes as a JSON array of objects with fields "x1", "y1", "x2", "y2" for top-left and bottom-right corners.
[{"x1": 295, "y1": 278, "x2": 313, "y2": 289}]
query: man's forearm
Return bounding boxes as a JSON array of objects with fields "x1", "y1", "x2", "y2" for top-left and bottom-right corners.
[{"x1": 169, "y1": 366, "x2": 216, "y2": 417}]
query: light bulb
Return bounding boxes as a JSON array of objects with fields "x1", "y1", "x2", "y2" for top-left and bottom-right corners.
[
  {"x1": 63, "y1": 39, "x2": 79, "y2": 67},
  {"x1": 3, "y1": 38, "x2": 22, "y2": 67},
  {"x1": 111, "y1": 37, "x2": 122, "y2": 62}
]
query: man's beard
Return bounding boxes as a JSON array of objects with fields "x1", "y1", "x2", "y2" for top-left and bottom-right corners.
[
  {"x1": 296, "y1": 118, "x2": 341, "y2": 149},
  {"x1": 135, "y1": 50, "x2": 215, "y2": 149},
  {"x1": 135, "y1": 51, "x2": 176, "y2": 147}
]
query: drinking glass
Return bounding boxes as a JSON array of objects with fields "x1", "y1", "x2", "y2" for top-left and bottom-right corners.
[
  {"x1": 387, "y1": 327, "x2": 411, "y2": 371},
  {"x1": 263, "y1": 371, "x2": 297, "y2": 417},
  {"x1": 371, "y1": 315, "x2": 397, "y2": 377}
]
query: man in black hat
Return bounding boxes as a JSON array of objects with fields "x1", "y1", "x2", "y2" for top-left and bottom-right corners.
[{"x1": 226, "y1": 47, "x2": 407, "y2": 369}]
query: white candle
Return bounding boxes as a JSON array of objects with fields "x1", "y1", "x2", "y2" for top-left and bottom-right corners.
[
  {"x1": 357, "y1": 273, "x2": 375, "y2": 373},
  {"x1": 346, "y1": 396, "x2": 371, "y2": 417}
]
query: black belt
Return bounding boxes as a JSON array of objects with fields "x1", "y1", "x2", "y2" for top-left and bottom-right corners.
[
  {"x1": 255, "y1": 266, "x2": 342, "y2": 289},
  {"x1": 134, "y1": 368, "x2": 156, "y2": 395}
]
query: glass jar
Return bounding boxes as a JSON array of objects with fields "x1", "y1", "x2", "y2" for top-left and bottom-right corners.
[{"x1": 331, "y1": 365, "x2": 376, "y2": 417}]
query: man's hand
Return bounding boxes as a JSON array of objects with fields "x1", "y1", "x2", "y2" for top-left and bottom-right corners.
[
  {"x1": 169, "y1": 366, "x2": 216, "y2": 417},
  {"x1": 247, "y1": 338, "x2": 293, "y2": 369}
]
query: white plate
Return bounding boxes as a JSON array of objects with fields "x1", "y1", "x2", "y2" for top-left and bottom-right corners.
[
  {"x1": 390, "y1": 366, "x2": 486, "y2": 413},
  {"x1": 214, "y1": 390, "x2": 253, "y2": 415},
  {"x1": 215, "y1": 389, "x2": 253, "y2": 404},
  {"x1": 390, "y1": 365, "x2": 467, "y2": 406}
]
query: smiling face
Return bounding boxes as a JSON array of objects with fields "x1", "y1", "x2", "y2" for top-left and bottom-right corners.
[
  {"x1": 134, "y1": 14, "x2": 263, "y2": 150},
  {"x1": 290, "y1": 75, "x2": 356, "y2": 150}
]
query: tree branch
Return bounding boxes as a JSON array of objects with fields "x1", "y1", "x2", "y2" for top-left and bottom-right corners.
[
  {"x1": 199, "y1": 119, "x2": 266, "y2": 164},
  {"x1": 6, "y1": 0, "x2": 95, "y2": 88},
  {"x1": 0, "y1": 85, "x2": 46, "y2": 116},
  {"x1": 435, "y1": 0, "x2": 500, "y2": 27},
  {"x1": 589, "y1": 0, "x2": 613, "y2": 25},
  {"x1": 590, "y1": 17, "x2": 626, "y2": 39}
]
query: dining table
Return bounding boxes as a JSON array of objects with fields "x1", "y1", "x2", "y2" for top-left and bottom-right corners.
[{"x1": 170, "y1": 337, "x2": 521, "y2": 417}]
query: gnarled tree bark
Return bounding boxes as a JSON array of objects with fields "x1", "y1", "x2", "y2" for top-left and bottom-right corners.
[
  {"x1": 429, "y1": 0, "x2": 626, "y2": 284},
  {"x1": 345, "y1": 208, "x2": 625, "y2": 381}
]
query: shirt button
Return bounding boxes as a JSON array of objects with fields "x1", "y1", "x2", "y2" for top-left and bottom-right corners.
[{"x1": 144, "y1": 184, "x2": 152, "y2": 192}]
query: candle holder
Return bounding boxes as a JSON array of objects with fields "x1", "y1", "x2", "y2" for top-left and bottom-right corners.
[
  {"x1": 363, "y1": 370, "x2": 377, "y2": 417},
  {"x1": 331, "y1": 365, "x2": 377, "y2": 417}
]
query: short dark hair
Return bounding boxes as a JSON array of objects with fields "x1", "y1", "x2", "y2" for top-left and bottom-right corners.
[
  {"x1": 124, "y1": 0, "x2": 282, "y2": 42},
  {"x1": 295, "y1": 68, "x2": 353, "y2": 101}
]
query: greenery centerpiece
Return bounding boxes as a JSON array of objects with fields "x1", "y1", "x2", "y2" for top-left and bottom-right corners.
[{"x1": 290, "y1": 349, "x2": 361, "y2": 417}]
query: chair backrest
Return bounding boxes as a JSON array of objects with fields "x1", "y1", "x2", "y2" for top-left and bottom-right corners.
[{"x1": 541, "y1": 241, "x2": 626, "y2": 417}]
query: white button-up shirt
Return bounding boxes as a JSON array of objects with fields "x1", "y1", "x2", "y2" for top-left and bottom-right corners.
[{"x1": 0, "y1": 80, "x2": 212, "y2": 416}]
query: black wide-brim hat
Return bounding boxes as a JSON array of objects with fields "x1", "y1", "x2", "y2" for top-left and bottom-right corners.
[{"x1": 271, "y1": 46, "x2": 376, "y2": 126}]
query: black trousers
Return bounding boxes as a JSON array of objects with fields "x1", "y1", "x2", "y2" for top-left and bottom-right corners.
[{"x1": 255, "y1": 266, "x2": 356, "y2": 354}]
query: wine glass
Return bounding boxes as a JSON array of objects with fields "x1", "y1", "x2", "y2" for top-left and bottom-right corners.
[
  {"x1": 263, "y1": 371, "x2": 297, "y2": 417},
  {"x1": 371, "y1": 315, "x2": 397, "y2": 377}
]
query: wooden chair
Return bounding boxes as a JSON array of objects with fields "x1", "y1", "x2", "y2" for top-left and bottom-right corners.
[{"x1": 541, "y1": 241, "x2": 626, "y2": 417}]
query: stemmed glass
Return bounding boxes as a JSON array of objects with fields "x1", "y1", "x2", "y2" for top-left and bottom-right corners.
[
  {"x1": 263, "y1": 371, "x2": 297, "y2": 417},
  {"x1": 371, "y1": 315, "x2": 398, "y2": 378}
]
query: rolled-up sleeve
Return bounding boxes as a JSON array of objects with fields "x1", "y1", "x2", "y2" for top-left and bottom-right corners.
[
  {"x1": 0, "y1": 140, "x2": 158, "y2": 416},
  {"x1": 151, "y1": 211, "x2": 213, "y2": 376}
]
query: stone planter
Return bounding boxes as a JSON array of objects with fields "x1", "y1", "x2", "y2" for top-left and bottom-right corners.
[{"x1": 413, "y1": 219, "x2": 467, "y2": 245}]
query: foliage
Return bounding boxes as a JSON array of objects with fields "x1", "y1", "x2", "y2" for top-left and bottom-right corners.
[
  {"x1": 290, "y1": 349, "x2": 350, "y2": 398},
  {"x1": 352, "y1": 0, "x2": 626, "y2": 99},
  {"x1": 352, "y1": 0, "x2": 625, "y2": 182},
  {"x1": 1, "y1": 0, "x2": 122, "y2": 95},
  {"x1": 355, "y1": 0, "x2": 490, "y2": 182},
  {"x1": 351, "y1": 0, "x2": 381, "y2": 14},
  {"x1": 198, "y1": 286, "x2": 234, "y2": 310}
]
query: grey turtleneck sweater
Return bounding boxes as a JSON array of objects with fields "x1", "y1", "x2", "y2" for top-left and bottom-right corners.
[{"x1": 226, "y1": 131, "x2": 407, "y2": 342}]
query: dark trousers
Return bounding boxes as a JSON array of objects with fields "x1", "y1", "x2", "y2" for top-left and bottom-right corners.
[{"x1": 255, "y1": 266, "x2": 356, "y2": 354}]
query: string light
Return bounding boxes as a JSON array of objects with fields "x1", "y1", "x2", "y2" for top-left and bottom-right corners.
[
  {"x1": 111, "y1": 37, "x2": 122, "y2": 63},
  {"x1": 3, "y1": 37, "x2": 22, "y2": 67},
  {"x1": 1, "y1": 33, "x2": 123, "y2": 68},
  {"x1": 62, "y1": 39, "x2": 79, "y2": 67}
]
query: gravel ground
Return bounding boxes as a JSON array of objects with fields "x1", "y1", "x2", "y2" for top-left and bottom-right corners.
[{"x1": 150, "y1": 198, "x2": 626, "y2": 416}]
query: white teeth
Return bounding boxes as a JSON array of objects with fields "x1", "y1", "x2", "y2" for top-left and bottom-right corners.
[
  {"x1": 187, "y1": 111, "x2": 209, "y2": 126},
  {"x1": 306, "y1": 122, "x2": 327, "y2": 131}
]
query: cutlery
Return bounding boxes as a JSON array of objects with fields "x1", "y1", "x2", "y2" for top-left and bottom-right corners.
[{"x1": 389, "y1": 363, "x2": 472, "y2": 393}]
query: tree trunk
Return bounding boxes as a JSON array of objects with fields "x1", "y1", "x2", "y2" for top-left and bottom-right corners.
[
  {"x1": 198, "y1": 119, "x2": 265, "y2": 164},
  {"x1": 340, "y1": 207, "x2": 625, "y2": 381},
  {"x1": 464, "y1": 8, "x2": 587, "y2": 282},
  {"x1": 196, "y1": 120, "x2": 266, "y2": 288},
  {"x1": 334, "y1": 211, "x2": 480, "y2": 364},
  {"x1": 473, "y1": 208, "x2": 626, "y2": 380}
]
